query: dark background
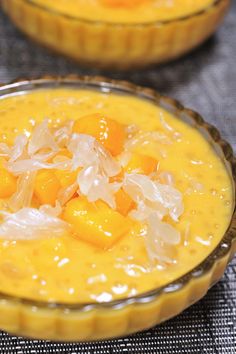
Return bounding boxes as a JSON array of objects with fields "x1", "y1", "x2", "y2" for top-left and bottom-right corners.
[{"x1": 0, "y1": 1, "x2": 235, "y2": 353}]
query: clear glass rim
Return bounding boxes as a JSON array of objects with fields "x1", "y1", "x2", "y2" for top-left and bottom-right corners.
[
  {"x1": 22, "y1": 0, "x2": 227, "y2": 27},
  {"x1": 0, "y1": 75, "x2": 235, "y2": 311}
]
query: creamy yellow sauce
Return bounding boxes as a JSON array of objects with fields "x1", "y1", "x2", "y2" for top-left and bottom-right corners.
[
  {"x1": 0, "y1": 88, "x2": 233, "y2": 303},
  {"x1": 32, "y1": 0, "x2": 215, "y2": 24}
]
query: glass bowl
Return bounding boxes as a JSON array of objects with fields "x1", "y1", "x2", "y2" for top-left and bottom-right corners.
[
  {"x1": 0, "y1": 75, "x2": 235, "y2": 341},
  {"x1": 2, "y1": 0, "x2": 231, "y2": 69}
]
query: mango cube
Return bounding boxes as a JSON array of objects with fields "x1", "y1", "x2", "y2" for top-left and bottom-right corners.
[
  {"x1": 63, "y1": 197, "x2": 132, "y2": 249},
  {"x1": 34, "y1": 170, "x2": 61, "y2": 206},
  {"x1": 73, "y1": 113, "x2": 126, "y2": 156},
  {"x1": 125, "y1": 152, "x2": 158, "y2": 175},
  {"x1": 0, "y1": 168, "x2": 17, "y2": 198},
  {"x1": 115, "y1": 188, "x2": 134, "y2": 216},
  {"x1": 55, "y1": 169, "x2": 78, "y2": 189}
]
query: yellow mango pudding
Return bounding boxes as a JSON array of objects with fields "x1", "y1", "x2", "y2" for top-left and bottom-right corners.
[
  {"x1": 2, "y1": 0, "x2": 230, "y2": 69},
  {"x1": 0, "y1": 76, "x2": 235, "y2": 341}
]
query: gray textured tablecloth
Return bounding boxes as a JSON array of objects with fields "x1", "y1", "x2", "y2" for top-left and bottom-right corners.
[{"x1": 0, "y1": 2, "x2": 235, "y2": 353}]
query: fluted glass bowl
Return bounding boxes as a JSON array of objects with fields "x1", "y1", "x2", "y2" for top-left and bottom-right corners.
[
  {"x1": 0, "y1": 76, "x2": 235, "y2": 342},
  {"x1": 2, "y1": 0, "x2": 231, "y2": 69}
]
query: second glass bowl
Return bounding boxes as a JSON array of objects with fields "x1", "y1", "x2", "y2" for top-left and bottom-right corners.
[{"x1": 2, "y1": 0, "x2": 231, "y2": 69}]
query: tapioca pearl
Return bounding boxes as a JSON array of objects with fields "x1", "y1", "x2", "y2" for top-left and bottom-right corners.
[
  {"x1": 6, "y1": 105, "x2": 16, "y2": 112},
  {"x1": 67, "y1": 287, "x2": 75, "y2": 295},
  {"x1": 87, "y1": 274, "x2": 107, "y2": 285},
  {"x1": 12, "y1": 127, "x2": 19, "y2": 134},
  {"x1": 210, "y1": 188, "x2": 218, "y2": 196},
  {"x1": 85, "y1": 283, "x2": 101, "y2": 295},
  {"x1": 209, "y1": 209, "x2": 215, "y2": 215},
  {"x1": 0, "y1": 126, "x2": 10, "y2": 134},
  {"x1": 185, "y1": 152, "x2": 195, "y2": 159},
  {"x1": 94, "y1": 248, "x2": 105, "y2": 255},
  {"x1": 224, "y1": 211, "x2": 233, "y2": 220},
  {"x1": 29, "y1": 119, "x2": 36, "y2": 126},
  {"x1": 64, "y1": 277, "x2": 71, "y2": 284},
  {"x1": 0, "y1": 240, "x2": 16, "y2": 249},
  {"x1": 207, "y1": 233, "x2": 214, "y2": 240},
  {"x1": 38, "y1": 288, "x2": 48, "y2": 296},
  {"x1": 112, "y1": 283, "x2": 128, "y2": 295},
  {"x1": 189, "y1": 248, "x2": 197, "y2": 254},
  {"x1": 195, "y1": 209, "x2": 203, "y2": 216},
  {"x1": 203, "y1": 221, "x2": 212, "y2": 228},
  {"x1": 32, "y1": 249, "x2": 40, "y2": 256},
  {"x1": 0, "y1": 261, "x2": 26, "y2": 279},
  {"x1": 48, "y1": 113, "x2": 58, "y2": 123},
  {"x1": 38, "y1": 278, "x2": 47, "y2": 286},
  {"x1": 86, "y1": 262, "x2": 97, "y2": 269},
  {"x1": 225, "y1": 200, "x2": 231, "y2": 206},
  {"x1": 90, "y1": 292, "x2": 113, "y2": 302},
  {"x1": 176, "y1": 179, "x2": 183, "y2": 185},
  {"x1": 85, "y1": 103, "x2": 95, "y2": 109},
  {"x1": 53, "y1": 255, "x2": 60, "y2": 262},
  {"x1": 119, "y1": 245, "x2": 131, "y2": 252},
  {"x1": 216, "y1": 175, "x2": 222, "y2": 180},
  {"x1": 0, "y1": 133, "x2": 7, "y2": 141},
  {"x1": 55, "y1": 278, "x2": 70, "y2": 290},
  {"x1": 196, "y1": 210, "x2": 203, "y2": 216},
  {"x1": 127, "y1": 281, "x2": 138, "y2": 291},
  {"x1": 55, "y1": 118, "x2": 62, "y2": 124},
  {"x1": 22, "y1": 129, "x2": 30, "y2": 138},
  {"x1": 128, "y1": 287, "x2": 138, "y2": 296},
  {"x1": 26, "y1": 100, "x2": 35, "y2": 105},
  {"x1": 56, "y1": 257, "x2": 70, "y2": 268},
  {"x1": 126, "y1": 255, "x2": 136, "y2": 262}
]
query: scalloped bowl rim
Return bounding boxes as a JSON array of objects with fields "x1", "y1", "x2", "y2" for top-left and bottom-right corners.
[{"x1": 22, "y1": 0, "x2": 227, "y2": 27}]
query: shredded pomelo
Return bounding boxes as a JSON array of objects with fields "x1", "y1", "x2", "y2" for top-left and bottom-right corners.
[
  {"x1": 123, "y1": 173, "x2": 184, "y2": 221},
  {"x1": 57, "y1": 182, "x2": 78, "y2": 206},
  {"x1": 0, "y1": 134, "x2": 27, "y2": 161},
  {"x1": 123, "y1": 173, "x2": 184, "y2": 263},
  {"x1": 0, "y1": 208, "x2": 69, "y2": 240},
  {"x1": 8, "y1": 171, "x2": 36, "y2": 211},
  {"x1": 160, "y1": 113, "x2": 182, "y2": 141},
  {"x1": 125, "y1": 130, "x2": 172, "y2": 150},
  {"x1": 0, "y1": 117, "x2": 185, "y2": 264},
  {"x1": 39, "y1": 201, "x2": 62, "y2": 217},
  {"x1": 28, "y1": 119, "x2": 59, "y2": 156}
]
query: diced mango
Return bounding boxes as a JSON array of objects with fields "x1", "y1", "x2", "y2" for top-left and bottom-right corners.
[
  {"x1": 109, "y1": 170, "x2": 124, "y2": 183},
  {"x1": 63, "y1": 197, "x2": 132, "y2": 249},
  {"x1": 73, "y1": 113, "x2": 126, "y2": 156},
  {"x1": 115, "y1": 188, "x2": 134, "y2": 216},
  {"x1": 34, "y1": 170, "x2": 61, "y2": 206},
  {"x1": 56, "y1": 148, "x2": 72, "y2": 159},
  {"x1": 125, "y1": 152, "x2": 158, "y2": 175},
  {"x1": 0, "y1": 168, "x2": 17, "y2": 198},
  {"x1": 52, "y1": 149, "x2": 77, "y2": 189},
  {"x1": 55, "y1": 169, "x2": 78, "y2": 189}
]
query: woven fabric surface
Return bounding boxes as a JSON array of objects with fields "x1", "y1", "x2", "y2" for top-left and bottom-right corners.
[{"x1": 0, "y1": 2, "x2": 235, "y2": 353}]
